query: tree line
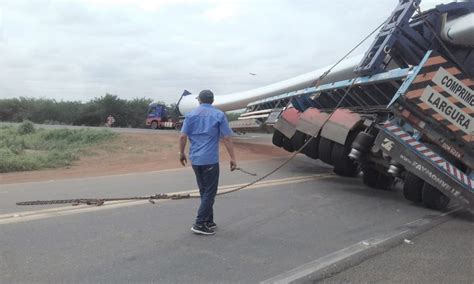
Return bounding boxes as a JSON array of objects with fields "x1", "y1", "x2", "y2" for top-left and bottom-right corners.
[{"x1": 0, "y1": 94, "x2": 179, "y2": 128}]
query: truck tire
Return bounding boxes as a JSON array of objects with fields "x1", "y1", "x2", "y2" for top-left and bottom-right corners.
[
  {"x1": 272, "y1": 130, "x2": 284, "y2": 147},
  {"x1": 362, "y1": 167, "x2": 393, "y2": 190},
  {"x1": 282, "y1": 137, "x2": 294, "y2": 152},
  {"x1": 376, "y1": 173, "x2": 394, "y2": 191},
  {"x1": 291, "y1": 131, "x2": 307, "y2": 151},
  {"x1": 332, "y1": 143, "x2": 359, "y2": 177},
  {"x1": 362, "y1": 167, "x2": 378, "y2": 188},
  {"x1": 151, "y1": 121, "x2": 158, "y2": 129},
  {"x1": 303, "y1": 135, "x2": 320, "y2": 159},
  {"x1": 318, "y1": 137, "x2": 334, "y2": 165},
  {"x1": 422, "y1": 183, "x2": 450, "y2": 211},
  {"x1": 403, "y1": 173, "x2": 424, "y2": 203}
]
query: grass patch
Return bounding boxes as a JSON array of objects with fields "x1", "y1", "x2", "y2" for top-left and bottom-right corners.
[{"x1": 0, "y1": 125, "x2": 116, "y2": 173}]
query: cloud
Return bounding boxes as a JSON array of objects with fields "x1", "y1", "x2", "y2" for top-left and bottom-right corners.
[
  {"x1": 204, "y1": 0, "x2": 242, "y2": 22},
  {"x1": 80, "y1": 0, "x2": 201, "y2": 12},
  {"x1": 0, "y1": 0, "x2": 450, "y2": 105}
]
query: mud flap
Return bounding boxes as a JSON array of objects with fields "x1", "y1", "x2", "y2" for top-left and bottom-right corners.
[
  {"x1": 295, "y1": 108, "x2": 329, "y2": 137},
  {"x1": 320, "y1": 109, "x2": 362, "y2": 145},
  {"x1": 274, "y1": 107, "x2": 300, "y2": 139}
]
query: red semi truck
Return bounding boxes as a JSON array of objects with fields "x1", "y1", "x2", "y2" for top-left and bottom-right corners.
[{"x1": 145, "y1": 103, "x2": 178, "y2": 129}]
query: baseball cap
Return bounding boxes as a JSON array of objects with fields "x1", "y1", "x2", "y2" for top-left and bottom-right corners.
[{"x1": 197, "y1": 89, "x2": 214, "y2": 101}]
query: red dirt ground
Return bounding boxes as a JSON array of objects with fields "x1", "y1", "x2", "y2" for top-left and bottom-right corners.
[{"x1": 0, "y1": 132, "x2": 289, "y2": 184}]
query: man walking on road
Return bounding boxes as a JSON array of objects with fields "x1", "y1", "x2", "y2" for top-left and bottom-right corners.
[{"x1": 179, "y1": 90, "x2": 237, "y2": 235}]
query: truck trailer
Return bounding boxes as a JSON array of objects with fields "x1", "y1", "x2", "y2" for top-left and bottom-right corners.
[{"x1": 176, "y1": 0, "x2": 474, "y2": 211}]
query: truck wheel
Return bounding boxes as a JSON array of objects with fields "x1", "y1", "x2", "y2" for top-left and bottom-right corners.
[
  {"x1": 303, "y1": 135, "x2": 320, "y2": 159},
  {"x1": 362, "y1": 167, "x2": 393, "y2": 190},
  {"x1": 375, "y1": 173, "x2": 394, "y2": 191},
  {"x1": 362, "y1": 167, "x2": 378, "y2": 187},
  {"x1": 272, "y1": 130, "x2": 284, "y2": 147},
  {"x1": 403, "y1": 173, "x2": 424, "y2": 203},
  {"x1": 318, "y1": 137, "x2": 334, "y2": 165},
  {"x1": 151, "y1": 121, "x2": 158, "y2": 129},
  {"x1": 282, "y1": 137, "x2": 294, "y2": 152},
  {"x1": 422, "y1": 183, "x2": 450, "y2": 211},
  {"x1": 291, "y1": 131, "x2": 307, "y2": 151},
  {"x1": 332, "y1": 143, "x2": 359, "y2": 177}
]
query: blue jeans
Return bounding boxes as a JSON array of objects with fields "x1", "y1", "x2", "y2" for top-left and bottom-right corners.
[{"x1": 192, "y1": 163, "x2": 219, "y2": 225}]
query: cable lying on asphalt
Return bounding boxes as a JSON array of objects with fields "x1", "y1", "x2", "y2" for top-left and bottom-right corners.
[
  {"x1": 16, "y1": 173, "x2": 335, "y2": 207},
  {"x1": 16, "y1": 20, "x2": 385, "y2": 207},
  {"x1": 16, "y1": 193, "x2": 192, "y2": 206}
]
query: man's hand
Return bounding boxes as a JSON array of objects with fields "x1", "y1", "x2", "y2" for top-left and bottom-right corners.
[
  {"x1": 178, "y1": 134, "x2": 188, "y2": 167},
  {"x1": 222, "y1": 136, "x2": 237, "y2": 171},
  {"x1": 179, "y1": 153, "x2": 187, "y2": 167},
  {"x1": 230, "y1": 159, "x2": 237, "y2": 171}
]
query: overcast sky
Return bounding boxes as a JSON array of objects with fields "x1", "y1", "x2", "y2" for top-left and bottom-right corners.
[{"x1": 0, "y1": 0, "x2": 447, "y2": 104}]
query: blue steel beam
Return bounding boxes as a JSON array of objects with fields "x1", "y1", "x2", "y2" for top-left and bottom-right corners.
[{"x1": 247, "y1": 67, "x2": 411, "y2": 108}]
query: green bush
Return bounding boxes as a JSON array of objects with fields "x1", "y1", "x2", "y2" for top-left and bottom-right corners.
[
  {"x1": 0, "y1": 126, "x2": 116, "y2": 173},
  {"x1": 17, "y1": 120, "x2": 35, "y2": 135},
  {"x1": 0, "y1": 96, "x2": 153, "y2": 128}
]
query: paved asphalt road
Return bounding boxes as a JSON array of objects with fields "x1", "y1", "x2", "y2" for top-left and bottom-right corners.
[
  {"x1": 0, "y1": 152, "x2": 459, "y2": 283},
  {"x1": 320, "y1": 210, "x2": 473, "y2": 283}
]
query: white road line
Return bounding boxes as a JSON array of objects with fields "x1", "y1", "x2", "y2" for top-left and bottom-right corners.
[{"x1": 1, "y1": 173, "x2": 334, "y2": 225}]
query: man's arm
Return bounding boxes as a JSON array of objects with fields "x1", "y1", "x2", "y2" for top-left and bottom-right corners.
[
  {"x1": 179, "y1": 133, "x2": 188, "y2": 166},
  {"x1": 221, "y1": 136, "x2": 237, "y2": 171}
]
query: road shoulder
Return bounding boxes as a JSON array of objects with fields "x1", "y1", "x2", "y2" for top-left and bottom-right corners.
[
  {"x1": 319, "y1": 210, "x2": 473, "y2": 283},
  {"x1": 262, "y1": 209, "x2": 473, "y2": 284}
]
